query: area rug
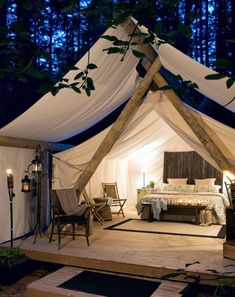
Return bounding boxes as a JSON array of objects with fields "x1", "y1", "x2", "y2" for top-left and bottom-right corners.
[
  {"x1": 58, "y1": 270, "x2": 160, "y2": 297},
  {"x1": 105, "y1": 219, "x2": 226, "y2": 238}
]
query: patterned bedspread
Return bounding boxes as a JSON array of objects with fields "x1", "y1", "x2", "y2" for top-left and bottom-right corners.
[{"x1": 136, "y1": 192, "x2": 230, "y2": 222}]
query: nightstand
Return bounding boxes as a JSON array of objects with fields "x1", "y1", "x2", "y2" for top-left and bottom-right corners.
[{"x1": 137, "y1": 188, "x2": 152, "y2": 204}]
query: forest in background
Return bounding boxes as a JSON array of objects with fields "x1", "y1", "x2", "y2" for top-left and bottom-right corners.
[{"x1": 0, "y1": 0, "x2": 234, "y2": 140}]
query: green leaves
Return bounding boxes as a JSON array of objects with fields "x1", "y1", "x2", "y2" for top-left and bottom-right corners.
[
  {"x1": 103, "y1": 47, "x2": 125, "y2": 54},
  {"x1": 205, "y1": 73, "x2": 235, "y2": 89},
  {"x1": 132, "y1": 50, "x2": 145, "y2": 58},
  {"x1": 205, "y1": 73, "x2": 226, "y2": 80},
  {"x1": 87, "y1": 63, "x2": 97, "y2": 70},
  {"x1": 226, "y1": 78, "x2": 235, "y2": 89},
  {"x1": 49, "y1": 62, "x2": 97, "y2": 97},
  {"x1": 0, "y1": 0, "x2": 5, "y2": 8}
]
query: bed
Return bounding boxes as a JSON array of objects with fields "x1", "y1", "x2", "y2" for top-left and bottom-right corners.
[{"x1": 137, "y1": 151, "x2": 230, "y2": 224}]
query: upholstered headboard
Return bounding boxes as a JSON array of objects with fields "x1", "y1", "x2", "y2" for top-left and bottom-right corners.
[{"x1": 163, "y1": 151, "x2": 223, "y2": 190}]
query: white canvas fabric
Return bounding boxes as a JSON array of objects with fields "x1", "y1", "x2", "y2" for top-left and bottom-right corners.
[
  {"x1": 53, "y1": 92, "x2": 235, "y2": 208},
  {"x1": 0, "y1": 21, "x2": 234, "y2": 142},
  {"x1": 0, "y1": 26, "x2": 139, "y2": 142},
  {"x1": 0, "y1": 147, "x2": 35, "y2": 242},
  {"x1": 137, "y1": 20, "x2": 235, "y2": 112}
]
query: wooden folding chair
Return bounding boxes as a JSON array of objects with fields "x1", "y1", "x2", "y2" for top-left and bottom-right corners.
[
  {"x1": 102, "y1": 182, "x2": 127, "y2": 218},
  {"x1": 82, "y1": 190, "x2": 107, "y2": 225}
]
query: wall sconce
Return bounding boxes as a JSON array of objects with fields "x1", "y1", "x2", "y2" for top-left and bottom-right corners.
[{"x1": 21, "y1": 175, "x2": 31, "y2": 193}]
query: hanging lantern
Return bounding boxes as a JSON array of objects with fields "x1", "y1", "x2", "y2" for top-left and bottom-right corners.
[
  {"x1": 21, "y1": 175, "x2": 31, "y2": 192},
  {"x1": 32, "y1": 145, "x2": 42, "y2": 173}
]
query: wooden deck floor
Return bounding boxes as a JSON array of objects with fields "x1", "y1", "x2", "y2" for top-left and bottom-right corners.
[{"x1": 6, "y1": 210, "x2": 235, "y2": 290}]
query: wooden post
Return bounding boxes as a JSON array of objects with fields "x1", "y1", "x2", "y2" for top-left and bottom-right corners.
[
  {"x1": 0, "y1": 135, "x2": 72, "y2": 152},
  {"x1": 153, "y1": 73, "x2": 235, "y2": 174},
  {"x1": 121, "y1": 18, "x2": 234, "y2": 174},
  {"x1": 75, "y1": 57, "x2": 162, "y2": 195}
]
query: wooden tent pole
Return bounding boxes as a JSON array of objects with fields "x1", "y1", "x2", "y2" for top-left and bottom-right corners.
[
  {"x1": 0, "y1": 135, "x2": 72, "y2": 152},
  {"x1": 121, "y1": 18, "x2": 234, "y2": 174},
  {"x1": 75, "y1": 57, "x2": 162, "y2": 195},
  {"x1": 153, "y1": 73, "x2": 234, "y2": 174}
]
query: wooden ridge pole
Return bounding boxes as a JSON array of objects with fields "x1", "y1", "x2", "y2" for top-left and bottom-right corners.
[
  {"x1": 75, "y1": 57, "x2": 162, "y2": 195},
  {"x1": 121, "y1": 18, "x2": 234, "y2": 174}
]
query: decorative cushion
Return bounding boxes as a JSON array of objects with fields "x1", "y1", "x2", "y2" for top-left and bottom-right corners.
[
  {"x1": 195, "y1": 178, "x2": 216, "y2": 185},
  {"x1": 193, "y1": 184, "x2": 221, "y2": 193},
  {"x1": 162, "y1": 184, "x2": 194, "y2": 193},
  {"x1": 167, "y1": 178, "x2": 188, "y2": 185},
  {"x1": 150, "y1": 187, "x2": 163, "y2": 194}
]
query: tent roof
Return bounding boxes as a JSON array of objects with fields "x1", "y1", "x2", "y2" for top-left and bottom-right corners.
[
  {"x1": 53, "y1": 93, "x2": 235, "y2": 190},
  {"x1": 0, "y1": 22, "x2": 234, "y2": 143}
]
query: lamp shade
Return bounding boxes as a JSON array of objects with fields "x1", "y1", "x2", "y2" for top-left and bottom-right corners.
[{"x1": 21, "y1": 175, "x2": 31, "y2": 192}]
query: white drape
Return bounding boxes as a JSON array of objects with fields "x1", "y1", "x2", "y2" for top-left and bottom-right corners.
[
  {"x1": 0, "y1": 22, "x2": 234, "y2": 142},
  {"x1": 53, "y1": 92, "x2": 235, "y2": 208},
  {"x1": 0, "y1": 26, "x2": 139, "y2": 141},
  {"x1": 0, "y1": 147, "x2": 35, "y2": 243}
]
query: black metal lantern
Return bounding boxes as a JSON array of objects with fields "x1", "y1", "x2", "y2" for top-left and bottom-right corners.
[
  {"x1": 21, "y1": 175, "x2": 31, "y2": 192},
  {"x1": 32, "y1": 145, "x2": 42, "y2": 173}
]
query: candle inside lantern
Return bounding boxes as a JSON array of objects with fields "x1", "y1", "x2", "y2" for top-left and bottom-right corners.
[
  {"x1": 6, "y1": 169, "x2": 14, "y2": 189},
  {"x1": 197, "y1": 200, "x2": 201, "y2": 205},
  {"x1": 188, "y1": 200, "x2": 192, "y2": 205},
  {"x1": 179, "y1": 199, "x2": 182, "y2": 205}
]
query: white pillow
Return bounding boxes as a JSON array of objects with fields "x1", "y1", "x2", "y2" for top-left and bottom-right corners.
[
  {"x1": 195, "y1": 178, "x2": 216, "y2": 185},
  {"x1": 167, "y1": 178, "x2": 188, "y2": 185}
]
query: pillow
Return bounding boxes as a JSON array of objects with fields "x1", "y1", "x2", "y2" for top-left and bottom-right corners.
[
  {"x1": 167, "y1": 178, "x2": 188, "y2": 185},
  {"x1": 195, "y1": 178, "x2": 216, "y2": 185},
  {"x1": 150, "y1": 188, "x2": 162, "y2": 194},
  {"x1": 162, "y1": 184, "x2": 194, "y2": 193},
  {"x1": 193, "y1": 184, "x2": 221, "y2": 193}
]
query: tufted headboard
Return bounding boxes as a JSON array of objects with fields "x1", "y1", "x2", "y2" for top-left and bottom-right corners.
[{"x1": 163, "y1": 151, "x2": 223, "y2": 191}]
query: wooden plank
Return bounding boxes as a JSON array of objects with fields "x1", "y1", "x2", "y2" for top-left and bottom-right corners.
[
  {"x1": 121, "y1": 18, "x2": 234, "y2": 175},
  {"x1": 0, "y1": 135, "x2": 72, "y2": 152},
  {"x1": 75, "y1": 57, "x2": 162, "y2": 195}
]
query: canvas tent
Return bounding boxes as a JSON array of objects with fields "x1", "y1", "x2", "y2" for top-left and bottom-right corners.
[{"x1": 0, "y1": 19, "x2": 235, "y2": 243}]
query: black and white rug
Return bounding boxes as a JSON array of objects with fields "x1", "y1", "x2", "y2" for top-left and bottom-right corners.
[{"x1": 105, "y1": 219, "x2": 226, "y2": 238}]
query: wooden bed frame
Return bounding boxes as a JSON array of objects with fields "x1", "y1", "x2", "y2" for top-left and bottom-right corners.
[
  {"x1": 141, "y1": 151, "x2": 224, "y2": 223},
  {"x1": 163, "y1": 151, "x2": 223, "y2": 190}
]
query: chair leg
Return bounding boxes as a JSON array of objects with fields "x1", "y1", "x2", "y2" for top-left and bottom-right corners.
[
  {"x1": 86, "y1": 235, "x2": 90, "y2": 246},
  {"x1": 72, "y1": 224, "x2": 75, "y2": 240},
  {"x1": 116, "y1": 203, "x2": 125, "y2": 218},
  {"x1": 49, "y1": 222, "x2": 55, "y2": 243},
  {"x1": 58, "y1": 224, "x2": 61, "y2": 250}
]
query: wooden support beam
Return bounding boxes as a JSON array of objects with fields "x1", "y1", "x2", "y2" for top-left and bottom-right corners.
[
  {"x1": 0, "y1": 135, "x2": 72, "y2": 152},
  {"x1": 120, "y1": 18, "x2": 157, "y2": 63},
  {"x1": 153, "y1": 73, "x2": 235, "y2": 174},
  {"x1": 121, "y1": 18, "x2": 234, "y2": 174},
  {"x1": 75, "y1": 57, "x2": 162, "y2": 195}
]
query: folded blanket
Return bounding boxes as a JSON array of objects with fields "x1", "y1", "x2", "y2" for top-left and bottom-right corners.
[{"x1": 56, "y1": 189, "x2": 88, "y2": 216}]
